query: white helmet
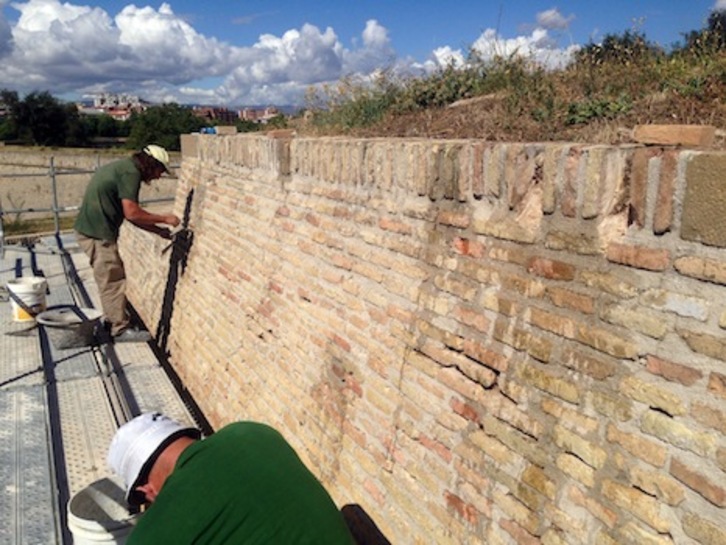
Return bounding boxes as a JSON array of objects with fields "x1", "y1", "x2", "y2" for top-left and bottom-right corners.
[
  {"x1": 143, "y1": 144, "x2": 170, "y2": 172},
  {"x1": 107, "y1": 412, "x2": 200, "y2": 505}
]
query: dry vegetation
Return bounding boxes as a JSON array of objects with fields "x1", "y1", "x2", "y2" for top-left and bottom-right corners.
[
  {"x1": 295, "y1": 27, "x2": 726, "y2": 149},
  {"x1": 346, "y1": 90, "x2": 726, "y2": 148}
]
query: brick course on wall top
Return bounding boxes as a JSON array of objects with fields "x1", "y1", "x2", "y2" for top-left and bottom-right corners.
[{"x1": 120, "y1": 132, "x2": 726, "y2": 545}]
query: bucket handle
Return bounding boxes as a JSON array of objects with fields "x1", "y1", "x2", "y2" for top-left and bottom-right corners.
[
  {"x1": 68, "y1": 305, "x2": 90, "y2": 322},
  {"x1": 7, "y1": 288, "x2": 41, "y2": 318},
  {"x1": 38, "y1": 305, "x2": 93, "y2": 323}
]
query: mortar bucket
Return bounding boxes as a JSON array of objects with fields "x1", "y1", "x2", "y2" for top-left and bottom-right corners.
[
  {"x1": 67, "y1": 476, "x2": 138, "y2": 544},
  {"x1": 6, "y1": 276, "x2": 47, "y2": 322},
  {"x1": 36, "y1": 306, "x2": 102, "y2": 349}
]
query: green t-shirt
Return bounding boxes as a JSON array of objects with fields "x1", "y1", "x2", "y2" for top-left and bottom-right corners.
[
  {"x1": 127, "y1": 422, "x2": 355, "y2": 545},
  {"x1": 74, "y1": 157, "x2": 142, "y2": 241}
]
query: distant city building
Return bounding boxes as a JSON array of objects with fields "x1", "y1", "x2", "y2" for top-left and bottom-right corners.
[
  {"x1": 92, "y1": 93, "x2": 144, "y2": 109},
  {"x1": 192, "y1": 106, "x2": 239, "y2": 125},
  {"x1": 76, "y1": 93, "x2": 150, "y2": 121},
  {"x1": 191, "y1": 105, "x2": 282, "y2": 126},
  {"x1": 240, "y1": 106, "x2": 280, "y2": 124},
  {"x1": 74, "y1": 94, "x2": 286, "y2": 125}
]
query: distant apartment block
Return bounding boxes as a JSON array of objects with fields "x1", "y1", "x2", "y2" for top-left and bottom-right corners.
[
  {"x1": 192, "y1": 106, "x2": 239, "y2": 125},
  {"x1": 239, "y1": 106, "x2": 281, "y2": 123},
  {"x1": 76, "y1": 93, "x2": 150, "y2": 121},
  {"x1": 74, "y1": 94, "x2": 284, "y2": 125},
  {"x1": 192, "y1": 105, "x2": 282, "y2": 125},
  {"x1": 92, "y1": 93, "x2": 144, "y2": 110}
]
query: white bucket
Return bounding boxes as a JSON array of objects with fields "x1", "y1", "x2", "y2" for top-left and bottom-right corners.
[
  {"x1": 67, "y1": 476, "x2": 138, "y2": 544},
  {"x1": 6, "y1": 276, "x2": 47, "y2": 322},
  {"x1": 36, "y1": 306, "x2": 103, "y2": 349}
]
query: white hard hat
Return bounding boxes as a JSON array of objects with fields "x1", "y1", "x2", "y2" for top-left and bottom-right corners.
[
  {"x1": 143, "y1": 144, "x2": 170, "y2": 172},
  {"x1": 107, "y1": 412, "x2": 200, "y2": 505}
]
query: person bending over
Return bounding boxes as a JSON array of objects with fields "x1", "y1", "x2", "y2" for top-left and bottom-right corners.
[{"x1": 107, "y1": 412, "x2": 356, "y2": 544}]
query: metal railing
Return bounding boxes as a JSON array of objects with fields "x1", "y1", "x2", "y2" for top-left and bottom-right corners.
[
  {"x1": 0, "y1": 156, "x2": 176, "y2": 256},
  {"x1": 0, "y1": 157, "x2": 99, "y2": 234}
]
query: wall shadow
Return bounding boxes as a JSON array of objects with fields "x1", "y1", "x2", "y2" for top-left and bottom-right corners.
[
  {"x1": 156, "y1": 189, "x2": 194, "y2": 355},
  {"x1": 341, "y1": 504, "x2": 392, "y2": 545}
]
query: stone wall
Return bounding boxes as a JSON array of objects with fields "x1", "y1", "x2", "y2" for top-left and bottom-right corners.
[{"x1": 121, "y1": 133, "x2": 726, "y2": 545}]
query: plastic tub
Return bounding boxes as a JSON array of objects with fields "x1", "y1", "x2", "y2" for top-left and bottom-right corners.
[
  {"x1": 67, "y1": 476, "x2": 138, "y2": 544},
  {"x1": 36, "y1": 306, "x2": 102, "y2": 349},
  {"x1": 6, "y1": 276, "x2": 47, "y2": 322}
]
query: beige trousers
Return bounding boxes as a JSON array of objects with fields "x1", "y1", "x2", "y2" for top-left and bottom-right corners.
[{"x1": 76, "y1": 232, "x2": 129, "y2": 335}]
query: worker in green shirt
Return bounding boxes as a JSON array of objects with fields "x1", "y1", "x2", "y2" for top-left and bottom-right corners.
[
  {"x1": 74, "y1": 145, "x2": 179, "y2": 342},
  {"x1": 107, "y1": 412, "x2": 356, "y2": 544}
]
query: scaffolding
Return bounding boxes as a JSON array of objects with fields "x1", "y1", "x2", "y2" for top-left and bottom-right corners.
[
  {"x1": 0, "y1": 155, "x2": 198, "y2": 544},
  {"x1": 0, "y1": 155, "x2": 174, "y2": 257}
]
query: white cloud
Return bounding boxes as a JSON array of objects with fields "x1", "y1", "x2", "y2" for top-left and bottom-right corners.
[
  {"x1": 343, "y1": 19, "x2": 395, "y2": 74},
  {"x1": 0, "y1": 0, "x2": 12, "y2": 56},
  {"x1": 471, "y1": 26, "x2": 577, "y2": 70},
  {"x1": 114, "y1": 3, "x2": 240, "y2": 80},
  {"x1": 0, "y1": 0, "x2": 581, "y2": 106},
  {"x1": 715, "y1": 0, "x2": 726, "y2": 11},
  {"x1": 219, "y1": 23, "x2": 345, "y2": 104},
  {"x1": 430, "y1": 46, "x2": 465, "y2": 68},
  {"x1": 537, "y1": 8, "x2": 575, "y2": 31},
  {"x1": 361, "y1": 18, "x2": 387, "y2": 48},
  {"x1": 0, "y1": 0, "x2": 253, "y2": 101},
  {"x1": 11, "y1": 0, "x2": 118, "y2": 64},
  {"x1": 415, "y1": 7, "x2": 578, "y2": 75}
]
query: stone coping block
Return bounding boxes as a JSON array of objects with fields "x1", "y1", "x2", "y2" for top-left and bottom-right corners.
[
  {"x1": 682, "y1": 153, "x2": 726, "y2": 247},
  {"x1": 633, "y1": 124, "x2": 716, "y2": 148}
]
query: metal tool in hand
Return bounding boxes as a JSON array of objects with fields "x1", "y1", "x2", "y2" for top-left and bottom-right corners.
[{"x1": 161, "y1": 227, "x2": 192, "y2": 255}]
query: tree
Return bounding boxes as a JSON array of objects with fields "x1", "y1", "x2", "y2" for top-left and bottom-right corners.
[
  {"x1": 235, "y1": 119, "x2": 262, "y2": 133},
  {"x1": 64, "y1": 103, "x2": 91, "y2": 147},
  {"x1": 76, "y1": 113, "x2": 127, "y2": 145},
  {"x1": 96, "y1": 114, "x2": 121, "y2": 137},
  {"x1": 0, "y1": 89, "x2": 85, "y2": 146},
  {"x1": 125, "y1": 103, "x2": 206, "y2": 151},
  {"x1": 0, "y1": 117, "x2": 15, "y2": 141},
  {"x1": 0, "y1": 89, "x2": 20, "y2": 141},
  {"x1": 18, "y1": 91, "x2": 71, "y2": 146},
  {"x1": 265, "y1": 114, "x2": 288, "y2": 129},
  {"x1": 681, "y1": 9, "x2": 726, "y2": 54}
]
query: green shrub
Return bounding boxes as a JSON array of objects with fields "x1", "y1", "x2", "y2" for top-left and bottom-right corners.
[
  {"x1": 566, "y1": 95, "x2": 632, "y2": 125},
  {"x1": 574, "y1": 30, "x2": 662, "y2": 67},
  {"x1": 305, "y1": 74, "x2": 399, "y2": 130},
  {"x1": 392, "y1": 55, "x2": 488, "y2": 112},
  {"x1": 302, "y1": 19, "x2": 726, "y2": 139}
]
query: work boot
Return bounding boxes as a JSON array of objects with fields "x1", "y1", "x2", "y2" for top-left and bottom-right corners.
[{"x1": 113, "y1": 327, "x2": 152, "y2": 343}]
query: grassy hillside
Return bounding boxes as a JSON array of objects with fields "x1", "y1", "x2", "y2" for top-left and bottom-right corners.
[{"x1": 298, "y1": 28, "x2": 726, "y2": 148}]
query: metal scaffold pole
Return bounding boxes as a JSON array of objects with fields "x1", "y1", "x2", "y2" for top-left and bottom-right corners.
[{"x1": 49, "y1": 156, "x2": 60, "y2": 236}]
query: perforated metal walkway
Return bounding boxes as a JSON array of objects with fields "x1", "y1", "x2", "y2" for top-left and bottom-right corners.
[{"x1": 0, "y1": 234, "x2": 202, "y2": 544}]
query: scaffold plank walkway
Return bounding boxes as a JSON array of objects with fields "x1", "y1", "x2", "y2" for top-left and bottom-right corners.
[{"x1": 0, "y1": 234, "x2": 200, "y2": 545}]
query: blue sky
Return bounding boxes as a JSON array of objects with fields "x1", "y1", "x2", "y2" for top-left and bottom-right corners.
[{"x1": 0, "y1": 1, "x2": 722, "y2": 107}]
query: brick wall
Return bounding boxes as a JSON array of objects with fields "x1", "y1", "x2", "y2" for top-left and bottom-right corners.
[{"x1": 121, "y1": 133, "x2": 726, "y2": 544}]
